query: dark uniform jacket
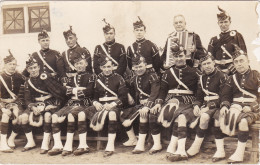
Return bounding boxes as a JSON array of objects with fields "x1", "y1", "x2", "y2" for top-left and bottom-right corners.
[
  {"x1": 24, "y1": 75, "x2": 65, "y2": 109},
  {"x1": 23, "y1": 49, "x2": 63, "y2": 77},
  {"x1": 127, "y1": 38, "x2": 162, "y2": 74},
  {"x1": 208, "y1": 30, "x2": 247, "y2": 71},
  {"x1": 156, "y1": 65, "x2": 199, "y2": 105},
  {"x1": 0, "y1": 72, "x2": 24, "y2": 99},
  {"x1": 65, "y1": 72, "x2": 95, "y2": 106},
  {"x1": 93, "y1": 72, "x2": 128, "y2": 108},
  {"x1": 161, "y1": 30, "x2": 204, "y2": 68},
  {"x1": 129, "y1": 71, "x2": 160, "y2": 108},
  {"x1": 193, "y1": 69, "x2": 227, "y2": 109},
  {"x1": 59, "y1": 45, "x2": 92, "y2": 78},
  {"x1": 220, "y1": 69, "x2": 260, "y2": 110},
  {"x1": 93, "y1": 41, "x2": 127, "y2": 76}
]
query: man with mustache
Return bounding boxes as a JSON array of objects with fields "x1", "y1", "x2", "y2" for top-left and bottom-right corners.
[
  {"x1": 212, "y1": 45, "x2": 259, "y2": 163},
  {"x1": 161, "y1": 14, "x2": 204, "y2": 69},
  {"x1": 208, "y1": 6, "x2": 247, "y2": 75},
  {"x1": 93, "y1": 19, "x2": 127, "y2": 77}
]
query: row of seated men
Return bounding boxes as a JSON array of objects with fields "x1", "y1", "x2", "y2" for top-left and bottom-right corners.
[{"x1": 0, "y1": 6, "x2": 259, "y2": 164}]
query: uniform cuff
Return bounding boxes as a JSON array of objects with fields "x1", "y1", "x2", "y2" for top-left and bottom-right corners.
[
  {"x1": 207, "y1": 102, "x2": 216, "y2": 109},
  {"x1": 155, "y1": 99, "x2": 163, "y2": 105},
  {"x1": 77, "y1": 91, "x2": 85, "y2": 99},
  {"x1": 193, "y1": 101, "x2": 202, "y2": 107},
  {"x1": 66, "y1": 88, "x2": 73, "y2": 95},
  {"x1": 115, "y1": 99, "x2": 122, "y2": 107},
  {"x1": 145, "y1": 101, "x2": 154, "y2": 108},
  {"x1": 220, "y1": 101, "x2": 230, "y2": 109}
]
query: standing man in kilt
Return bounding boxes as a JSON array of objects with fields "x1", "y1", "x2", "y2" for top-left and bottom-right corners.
[
  {"x1": 185, "y1": 52, "x2": 227, "y2": 158},
  {"x1": 60, "y1": 26, "x2": 92, "y2": 82},
  {"x1": 88, "y1": 54, "x2": 128, "y2": 157},
  {"x1": 22, "y1": 29, "x2": 63, "y2": 78},
  {"x1": 23, "y1": 55, "x2": 65, "y2": 154},
  {"x1": 120, "y1": 53, "x2": 160, "y2": 151},
  {"x1": 48, "y1": 52, "x2": 95, "y2": 156},
  {"x1": 0, "y1": 50, "x2": 25, "y2": 153},
  {"x1": 161, "y1": 14, "x2": 204, "y2": 69},
  {"x1": 93, "y1": 19, "x2": 127, "y2": 77},
  {"x1": 212, "y1": 45, "x2": 260, "y2": 163},
  {"x1": 150, "y1": 43, "x2": 199, "y2": 156},
  {"x1": 127, "y1": 16, "x2": 162, "y2": 75},
  {"x1": 208, "y1": 6, "x2": 247, "y2": 75}
]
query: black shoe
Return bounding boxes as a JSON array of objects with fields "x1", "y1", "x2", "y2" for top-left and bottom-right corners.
[
  {"x1": 61, "y1": 150, "x2": 72, "y2": 156},
  {"x1": 40, "y1": 149, "x2": 48, "y2": 154},
  {"x1": 167, "y1": 154, "x2": 188, "y2": 162},
  {"x1": 149, "y1": 148, "x2": 162, "y2": 155},
  {"x1": 103, "y1": 151, "x2": 114, "y2": 157},
  {"x1": 48, "y1": 149, "x2": 62, "y2": 156},
  {"x1": 21, "y1": 146, "x2": 36, "y2": 152},
  {"x1": 212, "y1": 157, "x2": 226, "y2": 162},
  {"x1": 73, "y1": 148, "x2": 90, "y2": 156},
  {"x1": 132, "y1": 149, "x2": 144, "y2": 154},
  {"x1": 227, "y1": 159, "x2": 242, "y2": 164}
]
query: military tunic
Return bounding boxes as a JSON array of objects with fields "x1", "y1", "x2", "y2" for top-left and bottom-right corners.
[
  {"x1": 208, "y1": 30, "x2": 247, "y2": 73},
  {"x1": 127, "y1": 39, "x2": 162, "y2": 74},
  {"x1": 121, "y1": 71, "x2": 160, "y2": 120},
  {"x1": 24, "y1": 75, "x2": 62, "y2": 114},
  {"x1": 55, "y1": 72, "x2": 95, "y2": 119},
  {"x1": 193, "y1": 69, "x2": 227, "y2": 117},
  {"x1": 93, "y1": 41, "x2": 127, "y2": 76},
  {"x1": 161, "y1": 31, "x2": 204, "y2": 68},
  {"x1": 218, "y1": 69, "x2": 260, "y2": 125},
  {"x1": 59, "y1": 45, "x2": 92, "y2": 78},
  {"x1": 23, "y1": 49, "x2": 63, "y2": 78},
  {"x1": 0, "y1": 72, "x2": 25, "y2": 118},
  {"x1": 155, "y1": 65, "x2": 199, "y2": 123}
]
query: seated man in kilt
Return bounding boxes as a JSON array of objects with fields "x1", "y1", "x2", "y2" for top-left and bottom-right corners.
[
  {"x1": 212, "y1": 45, "x2": 260, "y2": 163},
  {"x1": 24, "y1": 55, "x2": 65, "y2": 154},
  {"x1": 48, "y1": 52, "x2": 95, "y2": 156},
  {"x1": 0, "y1": 50, "x2": 26, "y2": 153},
  {"x1": 150, "y1": 43, "x2": 200, "y2": 156},
  {"x1": 120, "y1": 52, "x2": 160, "y2": 153},
  {"x1": 88, "y1": 54, "x2": 128, "y2": 157},
  {"x1": 185, "y1": 51, "x2": 227, "y2": 158}
]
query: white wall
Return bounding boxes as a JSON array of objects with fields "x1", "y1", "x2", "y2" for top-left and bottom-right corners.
[{"x1": 0, "y1": 1, "x2": 259, "y2": 71}]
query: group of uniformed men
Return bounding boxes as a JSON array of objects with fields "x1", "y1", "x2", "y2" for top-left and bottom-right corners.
[{"x1": 0, "y1": 6, "x2": 259, "y2": 164}]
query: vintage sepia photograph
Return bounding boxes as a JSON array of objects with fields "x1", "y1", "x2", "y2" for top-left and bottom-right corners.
[{"x1": 0, "y1": 1, "x2": 259, "y2": 164}]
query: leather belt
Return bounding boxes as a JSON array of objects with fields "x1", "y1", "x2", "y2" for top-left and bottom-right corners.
[
  {"x1": 168, "y1": 89, "x2": 194, "y2": 95},
  {"x1": 215, "y1": 59, "x2": 233, "y2": 65},
  {"x1": 204, "y1": 95, "x2": 219, "y2": 101},
  {"x1": 233, "y1": 97, "x2": 256, "y2": 103},
  {"x1": 99, "y1": 96, "x2": 118, "y2": 102}
]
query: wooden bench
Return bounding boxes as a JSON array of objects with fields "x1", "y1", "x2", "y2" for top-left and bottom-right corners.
[
  {"x1": 16, "y1": 131, "x2": 108, "y2": 150},
  {"x1": 249, "y1": 120, "x2": 260, "y2": 163}
]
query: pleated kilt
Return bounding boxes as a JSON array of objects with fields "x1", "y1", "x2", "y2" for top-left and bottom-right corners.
[
  {"x1": 55, "y1": 98, "x2": 91, "y2": 118},
  {"x1": 120, "y1": 104, "x2": 143, "y2": 121},
  {"x1": 86, "y1": 105, "x2": 121, "y2": 121},
  {"x1": 214, "y1": 105, "x2": 259, "y2": 126}
]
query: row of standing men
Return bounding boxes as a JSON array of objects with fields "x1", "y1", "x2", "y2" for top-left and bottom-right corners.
[{"x1": 0, "y1": 6, "x2": 259, "y2": 164}]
